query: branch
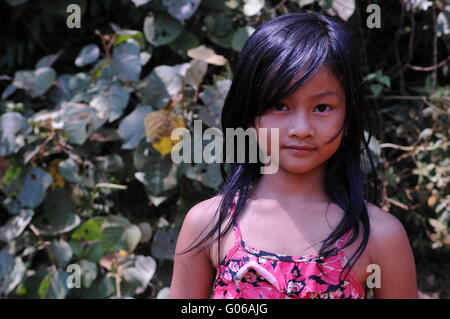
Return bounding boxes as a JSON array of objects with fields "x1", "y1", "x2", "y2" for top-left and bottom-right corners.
[{"x1": 405, "y1": 55, "x2": 450, "y2": 71}]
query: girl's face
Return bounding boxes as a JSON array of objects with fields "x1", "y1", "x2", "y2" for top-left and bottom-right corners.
[{"x1": 254, "y1": 64, "x2": 346, "y2": 175}]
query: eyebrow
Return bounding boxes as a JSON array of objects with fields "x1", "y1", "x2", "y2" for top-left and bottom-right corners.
[
  {"x1": 309, "y1": 90, "x2": 341, "y2": 98},
  {"x1": 281, "y1": 89, "x2": 343, "y2": 106}
]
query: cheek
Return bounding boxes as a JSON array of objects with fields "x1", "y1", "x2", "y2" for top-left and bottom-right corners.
[
  {"x1": 320, "y1": 135, "x2": 343, "y2": 157},
  {"x1": 254, "y1": 116, "x2": 282, "y2": 154},
  {"x1": 315, "y1": 113, "x2": 344, "y2": 140},
  {"x1": 315, "y1": 121, "x2": 344, "y2": 157}
]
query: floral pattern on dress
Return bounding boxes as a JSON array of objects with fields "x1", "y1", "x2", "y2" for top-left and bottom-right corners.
[{"x1": 211, "y1": 199, "x2": 366, "y2": 299}]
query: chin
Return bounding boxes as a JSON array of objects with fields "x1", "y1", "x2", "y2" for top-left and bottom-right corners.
[{"x1": 278, "y1": 159, "x2": 320, "y2": 175}]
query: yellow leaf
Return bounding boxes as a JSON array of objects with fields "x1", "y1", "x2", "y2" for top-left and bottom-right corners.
[
  {"x1": 144, "y1": 110, "x2": 185, "y2": 156},
  {"x1": 47, "y1": 159, "x2": 65, "y2": 189},
  {"x1": 427, "y1": 194, "x2": 437, "y2": 207},
  {"x1": 152, "y1": 136, "x2": 174, "y2": 156},
  {"x1": 116, "y1": 249, "x2": 128, "y2": 259}
]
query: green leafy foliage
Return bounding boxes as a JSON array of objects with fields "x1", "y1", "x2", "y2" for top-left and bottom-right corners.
[{"x1": 0, "y1": 0, "x2": 449, "y2": 299}]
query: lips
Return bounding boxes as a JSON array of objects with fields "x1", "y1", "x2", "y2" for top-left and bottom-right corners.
[{"x1": 284, "y1": 144, "x2": 316, "y2": 151}]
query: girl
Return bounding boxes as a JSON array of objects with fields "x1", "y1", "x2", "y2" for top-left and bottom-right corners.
[{"x1": 169, "y1": 11, "x2": 418, "y2": 299}]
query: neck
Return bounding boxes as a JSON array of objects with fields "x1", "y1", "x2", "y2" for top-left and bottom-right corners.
[{"x1": 251, "y1": 162, "x2": 330, "y2": 205}]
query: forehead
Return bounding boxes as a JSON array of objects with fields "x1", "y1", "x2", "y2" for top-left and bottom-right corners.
[{"x1": 285, "y1": 64, "x2": 346, "y2": 102}]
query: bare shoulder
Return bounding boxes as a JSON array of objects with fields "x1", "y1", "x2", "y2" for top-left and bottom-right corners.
[
  {"x1": 364, "y1": 202, "x2": 418, "y2": 298},
  {"x1": 185, "y1": 195, "x2": 223, "y2": 228},
  {"x1": 179, "y1": 195, "x2": 224, "y2": 252},
  {"x1": 365, "y1": 202, "x2": 408, "y2": 237},
  {"x1": 364, "y1": 202, "x2": 412, "y2": 262},
  {"x1": 170, "y1": 195, "x2": 224, "y2": 298}
]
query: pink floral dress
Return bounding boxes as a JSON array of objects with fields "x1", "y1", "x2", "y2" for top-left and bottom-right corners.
[{"x1": 211, "y1": 198, "x2": 367, "y2": 299}]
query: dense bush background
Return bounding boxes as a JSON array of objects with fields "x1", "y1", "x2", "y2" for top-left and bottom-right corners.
[{"x1": 0, "y1": 0, "x2": 448, "y2": 298}]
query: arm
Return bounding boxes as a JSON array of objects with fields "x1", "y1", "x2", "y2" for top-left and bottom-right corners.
[
  {"x1": 370, "y1": 208, "x2": 419, "y2": 299},
  {"x1": 168, "y1": 198, "x2": 219, "y2": 299}
]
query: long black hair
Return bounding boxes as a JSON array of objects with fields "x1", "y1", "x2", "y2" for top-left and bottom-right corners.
[{"x1": 178, "y1": 10, "x2": 379, "y2": 288}]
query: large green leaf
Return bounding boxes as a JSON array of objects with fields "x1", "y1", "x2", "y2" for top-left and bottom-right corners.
[
  {"x1": 15, "y1": 268, "x2": 47, "y2": 298},
  {"x1": 38, "y1": 268, "x2": 69, "y2": 299},
  {"x1": 46, "y1": 240, "x2": 73, "y2": 268},
  {"x1": 231, "y1": 26, "x2": 255, "y2": 52},
  {"x1": 332, "y1": 0, "x2": 355, "y2": 21},
  {"x1": 61, "y1": 101, "x2": 107, "y2": 145},
  {"x1": 133, "y1": 139, "x2": 177, "y2": 196},
  {"x1": 118, "y1": 105, "x2": 153, "y2": 150},
  {"x1": 90, "y1": 84, "x2": 130, "y2": 122},
  {"x1": 150, "y1": 228, "x2": 177, "y2": 260},
  {"x1": 72, "y1": 216, "x2": 142, "y2": 254},
  {"x1": 100, "y1": 216, "x2": 142, "y2": 253},
  {"x1": 58, "y1": 157, "x2": 82, "y2": 183},
  {"x1": 243, "y1": 0, "x2": 264, "y2": 16},
  {"x1": 206, "y1": 31, "x2": 234, "y2": 49},
  {"x1": 143, "y1": 12, "x2": 183, "y2": 47},
  {"x1": 0, "y1": 250, "x2": 26, "y2": 295},
  {"x1": 17, "y1": 167, "x2": 53, "y2": 209},
  {"x1": 92, "y1": 59, "x2": 114, "y2": 80},
  {"x1": 33, "y1": 188, "x2": 81, "y2": 235},
  {"x1": 204, "y1": 12, "x2": 233, "y2": 37},
  {"x1": 0, "y1": 112, "x2": 26, "y2": 156},
  {"x1": 35, "y1": 52, "x2": 61, "y2": 68},
  {"x1": 437, "y1": 6, "x2": 450, "y2": 36},
  {"x1": 131, "y1": 0, "x2": 151, "y2": 6},
  {"x1": 298, "y1": 0, "x2": 315, "y2": 7},
  {"x1": 78, "y1": 259, "x2": 98, "y2": 289},
  {"x1": 110, "y1": 40, "x2": 141, "y2": 82},
  {"x1": 136, "y1": 65, "x2": 183, "y2": 108},
  {"x1": 71, "y1": 218, "x2": 103, "y2": 241},
  {"x1": 0, "y1": 209, "x2": 34, "y2": 242},
  {"x1": 1, "y1": 160, "x2": 24, "y2": 195},
  {"x1": 13, "y1": 67, "x2": 56, "y2": 98},
  {"x1": 370, "y1": 83, "x2": 383, "y2": 96},
  {"x1": 1, "y1": 84, "x2": 17, "y2": 100},
  {"x1": 101, "y1": 226, "x2": 125, "y2": 253},
  {"x1": 183, "y1": 162, "x2": 223, "y2": 190},
  {"x1": 198, "y1": 79, "x2": 231, "y2": 128},
  {"x1": 123, "y1": 225, "x2": 142, "y2": 252},
  {"x1": 70, "y1": 241, "x2": 104, "y2": 263},
  {"x1": 119, "y1": 255, "x2": 156, "y2": 296},
  {"x1": 75, "y1": 44, "x2": 100, "y2": 67},
  {"x1": 46, "y1": 72, "x2": 90, "y2": 107},
  {"x1": 162, "y1": 0, "x2": 201, "y2": 21},
  {"x1": 168, "y1": 29, "x2": 200, "y2": 58}
]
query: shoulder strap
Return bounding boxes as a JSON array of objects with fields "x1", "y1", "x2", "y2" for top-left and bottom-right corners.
[
  {"x1": 227, "y1": 191, "x2": 241, "y2": 217},
  {"x1": 335, "y1": 229, "x2": 352, "y2": 250},
  {"x1": 227, "y1": 192, "x2": 243, "y2": 243}
]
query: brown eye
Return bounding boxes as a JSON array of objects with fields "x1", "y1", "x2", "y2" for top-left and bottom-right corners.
[
  {"x1": 272, "y1": 103, "x2": 288, "y2": 111},
  {"x1": 314, "y1": 104, "x2": 332, "y2": 113}
]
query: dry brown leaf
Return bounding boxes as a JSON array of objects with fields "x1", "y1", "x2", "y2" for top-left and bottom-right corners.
[{"x1": 187, "y1": 45, "x2": 227, "y2": 66}]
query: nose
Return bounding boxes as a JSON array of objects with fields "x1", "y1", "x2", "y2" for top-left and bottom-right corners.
[{"x1": 287, "y1": 110, "x2": 314, "y2": 139}]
